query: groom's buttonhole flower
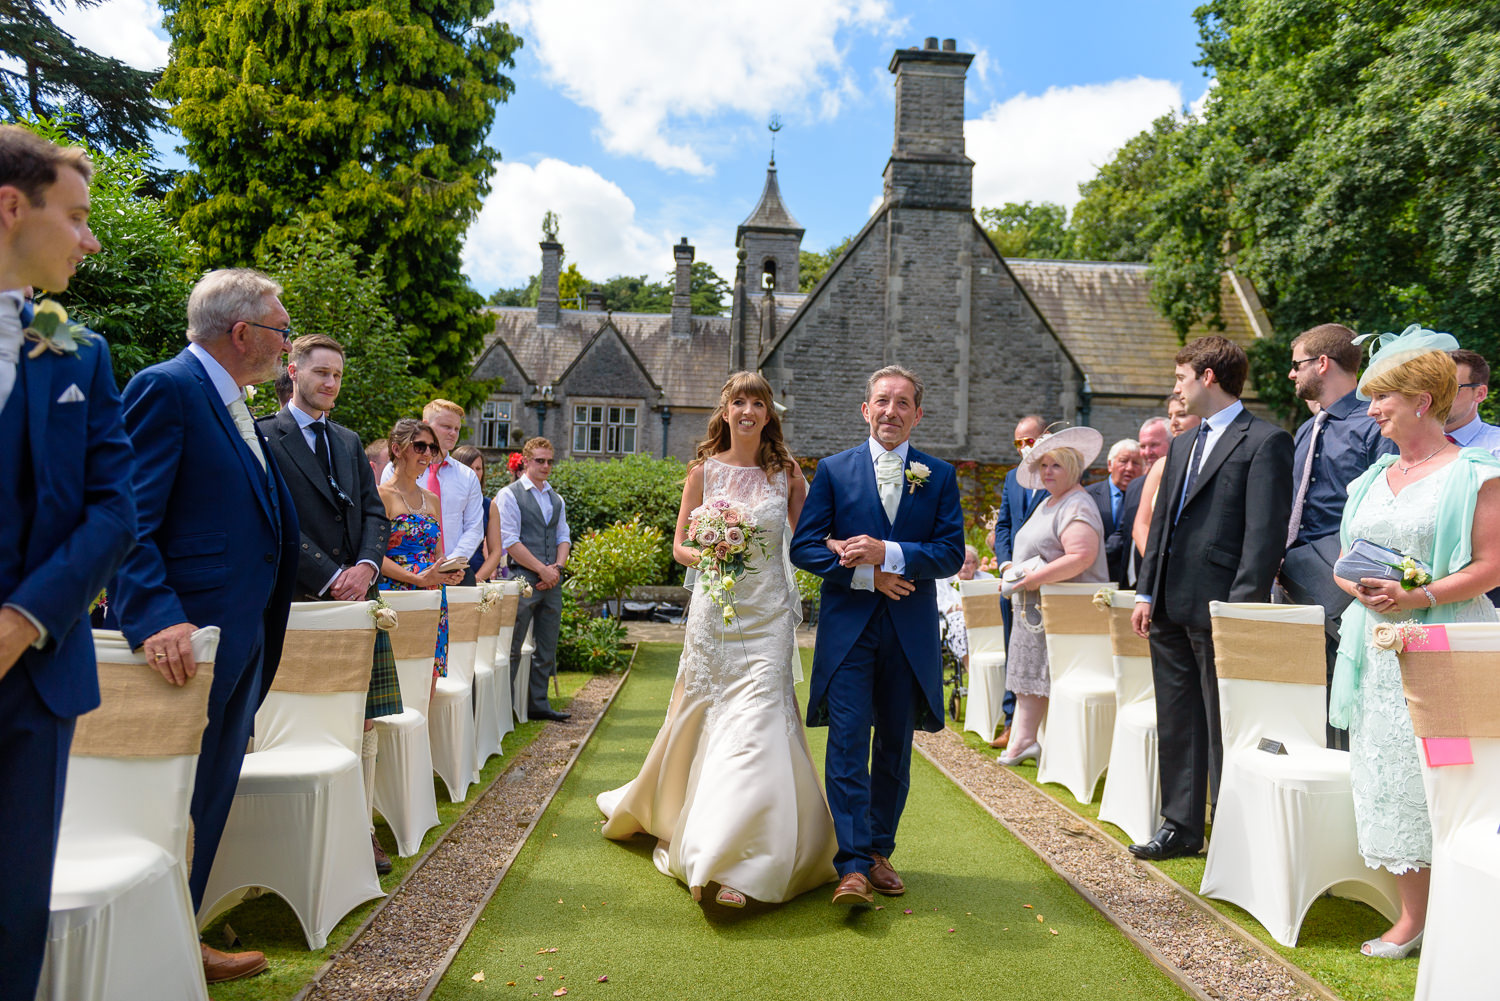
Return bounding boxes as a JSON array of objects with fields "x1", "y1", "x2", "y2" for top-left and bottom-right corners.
[{"x1": 24, "y1": 299, "x2": 89, "y2": 358}]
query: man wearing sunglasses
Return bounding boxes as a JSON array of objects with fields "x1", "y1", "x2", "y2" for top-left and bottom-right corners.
[
  {"x1": 982, "y1": 414, "x2": 1047, "y2": 749},
  {"x1": 1444, "y1": 349, "x2": 1500, "y2": 459},
  {"x1": 111, "y1": 268, "x2": 300, "y2": 983}
]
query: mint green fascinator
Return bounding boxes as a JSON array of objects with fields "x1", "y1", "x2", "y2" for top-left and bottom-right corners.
[{"x1": 1354, "y1": 323, "x2": 1460, "y2": 400}]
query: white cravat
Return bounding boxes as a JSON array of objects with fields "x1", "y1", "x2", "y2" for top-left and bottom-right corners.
[
  {"x1": 876, "y1": 448, "x2": 903, "y2": 522},
  {"x1": 0, "y1": 293, "x2": 24, "y2": 413},
  {"x1": 228, "y1": 397, "x2": 267, "y2": 471}
]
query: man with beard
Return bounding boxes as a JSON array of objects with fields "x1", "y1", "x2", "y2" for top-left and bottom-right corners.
[{"x1": 1280, "y1": 323, "x2": 1395, "y2": 749}]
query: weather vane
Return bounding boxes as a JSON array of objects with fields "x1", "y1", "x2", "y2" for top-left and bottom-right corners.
[{"x1": 768, "y1": 114, "x2": 781, "y2": 166}]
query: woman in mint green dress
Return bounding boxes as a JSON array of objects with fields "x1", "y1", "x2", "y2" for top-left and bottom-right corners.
[{"x1": 1331, "y1": 327, "x2": 1500, "y2": 960}]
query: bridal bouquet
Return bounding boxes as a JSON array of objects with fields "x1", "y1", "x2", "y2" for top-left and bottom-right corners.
[{"x1": 684, "y1": 499, "x2": 769, "y2": 624}]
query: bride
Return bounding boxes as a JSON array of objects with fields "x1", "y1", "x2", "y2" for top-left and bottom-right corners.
[{"x1": 597, "y1": 372, "x2": 838, "y2": 907}]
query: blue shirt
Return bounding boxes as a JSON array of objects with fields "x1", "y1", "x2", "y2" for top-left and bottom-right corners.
[{"x1": 1290, "y1": 389, "x2": 1397, "y2": 546}]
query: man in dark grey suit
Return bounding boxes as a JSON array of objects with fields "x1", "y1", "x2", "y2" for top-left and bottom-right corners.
[
  {"x1": 1279, "y1": 324, "x2": 1396, "y2": 750},
  {"x1": 1086, "y1": 438, "x2": 1144, "y2": 586},
  {"x1": 1130, "y1": 336, "x2": 1294, "y2": 860},
  {"x1": 259, "y1": 333, "x2": 393, "y2": 872},
  {"x1": 499, "y1": 437, "x2": 571, "y2": 722}
]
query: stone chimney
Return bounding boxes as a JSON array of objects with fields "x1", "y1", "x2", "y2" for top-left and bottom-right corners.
[
  {"x1": 537, "y1": 240, "x2": 562, "y2": 327},
  {"x1": 883, "y1": 37, "x2": 974, "y2": 210},
  {"x1": 584, "y1": 288, "x2": 604, "y2": 311},
  {"x1": 671, "y1": 237, "x2": 694, "y2": 339}
]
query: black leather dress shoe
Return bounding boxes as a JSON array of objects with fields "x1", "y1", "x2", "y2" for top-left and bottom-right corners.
[
  {"x1": 1127, "y1": 827, "x2": 1203, "y2": 861},
  {"x1": 531, "y1": 708, "x2": 571, "y2": 721}
]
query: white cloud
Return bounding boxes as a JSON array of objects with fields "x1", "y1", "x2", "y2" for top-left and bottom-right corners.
[
  {"x1": 496, "y1": 0, "x2": 893, "y2": 175},
  {"x1": 463, "y1": 157, "x2": 737, "y2": 293},
  {"x1": 52, "y1": 0, "x2": 169, "y2": 71},
  {"x1": 967, "y1": 76, "x2": 1184, "y2": 211},
  {"x1": 1189, "y1": 76, "x2": 1218, "y2": 117}
]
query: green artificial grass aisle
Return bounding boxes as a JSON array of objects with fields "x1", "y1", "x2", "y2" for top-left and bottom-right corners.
[
  {"x1": 210, "y1": 671, "x2": 593, "y2": 1001},
  {"x1": 945, "y1": 690, "x2": 1420, "y2": 1001},
  {"x1": 433, "y1": 644, "x2": 1187, "y2": 1001}
]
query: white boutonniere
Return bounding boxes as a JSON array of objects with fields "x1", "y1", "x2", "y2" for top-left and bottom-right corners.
[
  {"x1": 905, "y1": 460, "x2": 931, "y2": 494},
  {"x1": 243, "y1": 384, "x2": 258, "y2": 401},
  {"x1": 23, "y1": 300, "x2": 89, "y2": 359}
]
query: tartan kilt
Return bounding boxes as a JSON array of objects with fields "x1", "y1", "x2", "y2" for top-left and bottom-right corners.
[{"x1": 364, "y1": 628, "x2": 404, "y2": 720}]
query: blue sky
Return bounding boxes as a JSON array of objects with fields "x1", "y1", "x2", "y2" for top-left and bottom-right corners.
[{"x1": 56, "y1": 0, "x2": 1213, "y2": 296}]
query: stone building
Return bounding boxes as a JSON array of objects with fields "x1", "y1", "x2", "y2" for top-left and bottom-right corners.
[{"x1": 468, "y1": 36, "x2": 1268, "y2": 465}]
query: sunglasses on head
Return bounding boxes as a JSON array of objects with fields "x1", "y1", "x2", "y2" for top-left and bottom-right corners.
[
  {"x1": 1014, "y1": 436, "x2": 1038, "y2": 450},
  {"x1": 410, "y1": 441, "x2": 437, "y2": 455}
]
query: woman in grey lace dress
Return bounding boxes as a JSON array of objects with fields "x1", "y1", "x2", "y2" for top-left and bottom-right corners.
[
  {"x1": 1331, "y1": 327, "x2": 1500, "y2": 959},
  {"x1": 998, "y1": 426, "x2": 1108, "y2": 766}
]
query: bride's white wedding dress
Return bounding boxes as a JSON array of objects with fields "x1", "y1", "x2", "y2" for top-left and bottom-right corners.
[{"x1": 597, "y1": 458, "x2": 837, "y2": 902}]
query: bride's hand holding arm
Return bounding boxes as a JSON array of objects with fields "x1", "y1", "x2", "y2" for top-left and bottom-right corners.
[{"x1": 673, "y1": 464, "x2": 706, "y2": 568}]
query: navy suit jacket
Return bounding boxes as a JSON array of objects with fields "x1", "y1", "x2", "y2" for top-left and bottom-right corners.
[
  {"x1": 790, "y1": 443, "x2": 965, "y2": 732},
  {"x1": 993, "y1": 468, "x2": 1044, "y2": 564},
  {"x1": 111, "y1": 348, "x2": 298, "y2": 705},
  {"x1": 1085, "y1": 478, "x2": 1129, "y2": 586},
  {"x1": 2, "y1": 328, "x2": 136, "y2": 717}
]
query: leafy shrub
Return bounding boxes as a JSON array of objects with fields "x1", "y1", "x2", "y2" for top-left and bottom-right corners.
[
  {"x1": 566, "y1": 516, "x2": 666, "y2": 614},
  {"x1": 556, "y1": 591, "x2": 630, "y2": 674},
  {"x1": 548, "y1": 455, "x2": 685, "y2": 583}
]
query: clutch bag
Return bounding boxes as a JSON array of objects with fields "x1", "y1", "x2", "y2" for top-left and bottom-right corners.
[{"x1": 1332, "y1": 539, "x2": 1425, "y2": 584}]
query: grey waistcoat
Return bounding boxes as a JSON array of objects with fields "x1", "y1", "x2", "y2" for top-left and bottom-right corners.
[{"x1": 507, "y1": 478, "x2": 561, "y2": 566}]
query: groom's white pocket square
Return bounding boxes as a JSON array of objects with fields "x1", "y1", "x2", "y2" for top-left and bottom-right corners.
[{"x1": 56, "y1": 383, "x2": 86, "y2": 404}]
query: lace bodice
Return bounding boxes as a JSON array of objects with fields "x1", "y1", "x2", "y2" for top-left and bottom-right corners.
[{"x1": 678, "y1": 457, "x2": 800, "y2": 740}]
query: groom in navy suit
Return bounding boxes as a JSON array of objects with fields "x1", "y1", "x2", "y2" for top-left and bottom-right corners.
[
  {"x1": 111, "y1": 268, "x2": 299, "y2": 983},
  {"x1": 0, "y1": 127, "x2": 136, "y2": 1001},
  {"x1": 791, "y1": 366, "x2": 965, "y2": 905}
]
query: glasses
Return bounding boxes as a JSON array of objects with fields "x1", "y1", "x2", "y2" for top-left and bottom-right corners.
[
  {"x1": 1014, "y1": 436, "x2": 1038, "y2": 451},
  {"x1": 410, "y1": 441, "x2": 437, "y2": 454},
  {"x1": 1289, "y1": 357, "x2": 1319, "y2": 370},
  {"x1": 530, "y1": 457, "x2": 555, "y2": 466},
  {"x1": 240, "y1": 321, "x2": 294, "y2": 340},
  {"x1": 1458, "y1": 382, "x2": 1485, "y2": 390}
]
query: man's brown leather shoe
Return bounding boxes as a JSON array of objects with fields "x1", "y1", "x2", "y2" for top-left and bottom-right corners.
[
  {"x1": 831, "y1": 871, "x2": 874, "y2": 906},
  {"x1": 989, "y1": 725, "x2": 1011, "y2": 750},
  {"x1": 202, "y1": 943, "x2": 268, "y2": 983},
  {"x1": 372, "y1": 832, "x2": 393, "y2": 875},
  {"x1": 868, "y1": 853, "x2": 905, "y2": 896}
]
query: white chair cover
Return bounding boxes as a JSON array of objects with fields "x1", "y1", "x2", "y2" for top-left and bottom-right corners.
[
  {"x1": 197, "y1": 601, "x2": 383, "y2": 949},
  {"x1": 473, "y1": 581, "x2": 521, "y2": 768},
  {"x1": 958, "y1": 578, "x2": 1006, "y2": 742},
  {"x1": 1096, "y1": 590, "x2": 1162, "y2": 844},
  {"x1": 1200, "y1": 601, "x2": 1399, "y2": 947},
  {"x1": 1035, "y1": 582, "x2": 1116, "y2": 803},
  {"x1": 372, "y1": 590, "x2": 443, "y2": 856},
  {"x1": 512, "y1": 622, "x2": 535, "y2": 724},
  {"x1": 37, "y1": 627, "x2": 220, "y2": 1001},
  {"x1": 430, "y1": 585, "x2": 481, "y2": 802},
  {"x1": 1397, "y1": 622, "x2": 1500, "y2": 1001}
]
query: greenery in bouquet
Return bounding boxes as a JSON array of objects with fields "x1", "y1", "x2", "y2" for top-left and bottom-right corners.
[
  {"x1": 683, "y1": 499, "x2": 770, "y2": 625},
  {"x1": 565, "y1": 516, "x2": 666, "y2": 615}
]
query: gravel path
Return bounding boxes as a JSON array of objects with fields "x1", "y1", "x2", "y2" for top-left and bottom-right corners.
[
  {"x1": 913, "y1": 727, "x2": 1335, "y2": 1001},
  {"x1": 297, "y1": 673, "x2": 624, "y2": 1001}
]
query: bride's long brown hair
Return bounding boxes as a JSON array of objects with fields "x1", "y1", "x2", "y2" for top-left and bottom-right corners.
[{"x1": 692, "y1": 371, "x2": 796, "y2": 477}]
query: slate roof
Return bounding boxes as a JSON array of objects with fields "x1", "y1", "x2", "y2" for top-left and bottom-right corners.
[
  {"x1": 482, "y1": 306, "x2": 731, "y2": 407},
  {"x1": 1006, "y1": 259, "x2": 1267, "y2": 400}
]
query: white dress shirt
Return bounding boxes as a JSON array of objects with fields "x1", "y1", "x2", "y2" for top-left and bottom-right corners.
[
  {"x1": 187, "y1": 341, "x2": 244, "y2": 406},
  {"x1": 1448, "y1": 414, "x2": 1500, "y2": 459},
  {"x1": 1138, "y1": 398, "x2": 1244, "y2": 606},
  {"x1": 851, "y1": 437, "x2": 909, "y2": 591},
  {"x1": 496, "y1": 474, "x2": 571, "y2": 553},
  {"x1": 381, "y1": 454, "x2": 485, "y2": 561},
  {"x1": 2, "y1": 291, "x2": 49, "y2": 647},
  {"x1": 289, "y1": 402, "x2": 378, "y2": 592}
]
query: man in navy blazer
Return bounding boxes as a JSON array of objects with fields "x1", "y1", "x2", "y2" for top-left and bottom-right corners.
[
  {"x1": 111, "y1": 268, "x2": 299, "y2": 984},
  {"x1": 791, "y1": 367, "x2": 965, "y2": 905},
  {"x1": 0, "y1": 127, "x2": 136, "y2": 1001},
  {"x1": 984, "y1": 415, "x2": 1047, "y2": 743}
]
